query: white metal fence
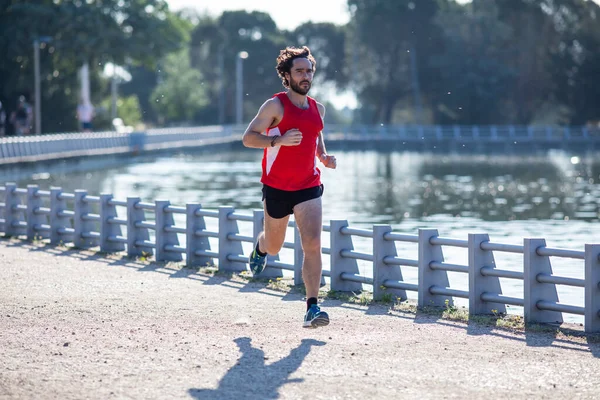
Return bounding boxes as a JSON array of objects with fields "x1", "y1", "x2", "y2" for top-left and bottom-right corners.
[
  {"x1": 2, "y1": 124, "x2": 599, "y2": 165},
  {"x1": 324, "y1": 124, "x2": 600, "y2": 141},
  {"x1": 2, "y1": 182, "x2": 600, "y2": 332},
  {"x1": 0, "y1": 125, "x2": 241, "y2": 165}
]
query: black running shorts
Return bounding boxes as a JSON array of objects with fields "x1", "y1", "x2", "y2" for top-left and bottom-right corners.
[{"x1": 262, "y1": 184, "x2": 324, "y2": 219}]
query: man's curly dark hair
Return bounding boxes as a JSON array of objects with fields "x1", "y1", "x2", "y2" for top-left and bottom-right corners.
[{"x1": 275, "y1": 46, "x2": 316, "y2": 88}]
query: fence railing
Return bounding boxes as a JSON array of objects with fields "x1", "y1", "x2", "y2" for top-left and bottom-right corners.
[
  {"x1": 0, "y1": 125, "x2": 241, "y2": 165},
  {"x1": 2, "y1": 124, "x2": 599, "y2": 165},
  {"x1": 2, "y1": 182, "x2": 600, "y2": 332},
  {"x1": 324, "y1": 124, "x2": 600, "y2": 142}
]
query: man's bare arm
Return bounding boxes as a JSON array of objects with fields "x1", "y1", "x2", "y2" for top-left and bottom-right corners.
[
  {"x1": 316, "y1": 102, "x2": 336, "y2": 169},
  {"x1": 242, "y1": 98, "x2": 303, "y2": 148},
  {"x1": 242, "y1": 99, "x2": 281, "y2": 148},
  {"x1": 316, "y1": 102, "x2": 327, "y2": 160},
  {"x1": 317, "y1": 131, "x2": 327, "y2": 160}
]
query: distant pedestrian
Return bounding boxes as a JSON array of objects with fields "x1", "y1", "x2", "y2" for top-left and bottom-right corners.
[
  {"x1": 77, "y1": 98, "x2": 95, "y2": 132},
  {"x1": 10, "y1": 96, "x2": 32, "y2": 136},
  {"x1": 0, "y1": 101, "x2": 6, "y2": 137}
]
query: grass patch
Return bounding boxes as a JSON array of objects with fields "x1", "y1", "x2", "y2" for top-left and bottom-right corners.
[
  {"x1": 390, "y1": 299, "x2": 600, "y2": 340},
  {"x1": 265, "y1": 277, "x2": 293, "y2": 292},
  {"x1": 392, "y1": 299, "x2": 526, "y2": 330},
  {"x1": 325, "y1": 290, "x2": 374, "y2": 306},
  {"x1": 136, "y1": 251, "x2": 153, "y2": 263}
]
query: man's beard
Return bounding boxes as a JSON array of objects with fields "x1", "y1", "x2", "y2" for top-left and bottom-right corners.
[{"x1": 289, "y1": 77, "x2": 311, "y2": 95}]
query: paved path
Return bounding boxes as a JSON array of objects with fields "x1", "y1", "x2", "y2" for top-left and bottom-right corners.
[{"x1": 1, "y1": 238, "x2": 600, "y2": 400}]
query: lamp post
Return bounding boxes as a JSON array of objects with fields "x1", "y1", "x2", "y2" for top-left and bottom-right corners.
[
  {"x1": 236, "y1": 51, "x2": 248, "y2": 125},
  {"x1": 33, "y1": 36, "x2": 52, "y2": 135},
  {"x1": 218, "y1": 46, "x2": 225, "y2": 125},
  {"x1": 103, "y1": 63, "x2": 132, "y2": 123}
]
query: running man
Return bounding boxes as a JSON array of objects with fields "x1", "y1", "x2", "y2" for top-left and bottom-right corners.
[{"x1": 242, "y1": 46, "x2": 337, "y2": 328}]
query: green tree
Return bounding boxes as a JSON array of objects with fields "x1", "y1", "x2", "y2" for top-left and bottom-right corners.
[
  {"x1": 287, "y1": 22, "x2": 348, "y2": 88},
  {"x1": 95, "y1": 95, "x2": 143, "y2": 129},
  {"x1": 431, "y1": 0, "x2": 517, "y2": 124},
  {"x1": 347, "y1": 0, "x2": 442, "y2": 124},
  {"x1": 190, "y1": 11, "x2": 290, "y2": 125},
  {"x1": 0, "y1": 0, "x2": 185, "y2": 133},
  {"x1": 493, "y1": 0, "x2": 566, "y2": 124},
  {"x1": 150, "y1": 49, "x2": 208, "y2": 124},
  {"x1": 120, "y1": 8, "x2": 197, "y2": 125},
  {"x1": 543, "y1": 0, "x2": 600, "y2": 125}
]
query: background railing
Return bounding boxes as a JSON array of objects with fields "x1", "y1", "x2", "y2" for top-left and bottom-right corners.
[
  {"x1": 0, "y1": 125, "x2": 241, "y2": 165},
  {"x1": 2, "y1": 182, "x2": 600, "y2": 332},
  {"x1": 324, "y1": 124, "x2": 600, "y2": 141},
  {"x1": 2, "y1": 124, "x2": 599, "y2": 165}
]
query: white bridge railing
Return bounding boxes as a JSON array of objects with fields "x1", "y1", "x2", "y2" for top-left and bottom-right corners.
[
  {"x1": 324, "y1": 124, "x2": 600, "y2": 141},
  {"x1": 2, "y1": 124, "x2": 599, "y2": 165},
  {"x1": 2, "y1": 182, "x2": 600, "y2": 332},
  {"x1": 0, "y1": 125, "x2": 241, "y2": 165}
]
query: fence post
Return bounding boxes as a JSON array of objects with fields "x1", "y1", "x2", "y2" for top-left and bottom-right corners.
[
  {"x1": 50, "y1": 187, "x2": 70, "y2": 245},
  {"x1": 127, "y1": 197, "x2": 150, "y2": 258},
  {"x1": 155, "y1": 200, "x2": 182, "y2": 262},
  {"x1": 185, "y1": 203, "x2": 213, "y2": 267},
  {"x1": 418, "y1": 229, "x2": 451, "y2": 308},
  {"x1": 294, "y1": 223, "x2": 304, "y2": 286},
  {"x1": 4, "y1": 182, "x2": 22, "y2": 237},
  {"x1": 329, "y1": 219, "x2": 362, "y2": 292},
  {"x1": 100, "y1": 194, "x2": 125, "y2": 253},
  {"x1": 73, "y1": 189, "x2": 98, "y2": 249},
  {"x1": 468, "y1": 233, "x2": 506, "y2": 315},
  {"x1": 524, "y1": 238, "x2": 563, "y2": 325},
  {"x1": 585, "y1": 244, "x2": 600, "y2": 333},
  {"x1": 25, "y1": 185, "x2": 36, "y2": 240},
  {"x1": 373, "y1": 224, "x2": 406, "y2": 301},
  {"x1": 252, "y1": 209, "x2": 283, "y2": 278},
  {"x1": 26, "y1": 184, "x2": 45, "y2": 241},
  {"x1": 218, "y1": 206, "x2": 245, "y2": 272}
]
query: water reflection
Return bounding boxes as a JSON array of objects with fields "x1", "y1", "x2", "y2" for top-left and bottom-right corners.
[
  {"x1": 2, "y1": 149, "x2": 599, "y2": 225},
  {"x1": 414, "y1": 155, "x2": 597, "y2": 222}
]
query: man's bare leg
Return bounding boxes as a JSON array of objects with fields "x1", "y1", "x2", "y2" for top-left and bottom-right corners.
[
  {"x1": 294, "y1": 197, "x2": 329, "y2": 327},
  {"x1": 293, "y1": 197, "x2": 323, "y2": 300},
  {"x1": 249, "y1": 202, "x2": 290, "y2": 275},
  {"x1": 258, "y1": 201, "x2": 290, "y2": 255}
]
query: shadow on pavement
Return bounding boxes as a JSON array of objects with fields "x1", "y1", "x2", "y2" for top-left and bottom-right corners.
[{"x1": 188, "y1": 337, "x2": 325, "y2": 400}]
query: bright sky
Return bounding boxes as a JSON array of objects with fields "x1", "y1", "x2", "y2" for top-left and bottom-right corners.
[
  {"x1": 167, "y1": 0, "x2": 599, "y2": 29},
  {"x1": 167, "y1": 0, "x2": 351, "y2": 30}
]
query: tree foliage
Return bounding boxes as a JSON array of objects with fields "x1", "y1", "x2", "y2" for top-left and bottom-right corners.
[
  {"x1": 0, "y1": 0, "x2": 185, "y2": 133},
  {"x1": 150, "y1": 49, "x2": 208, "y2": 123}
]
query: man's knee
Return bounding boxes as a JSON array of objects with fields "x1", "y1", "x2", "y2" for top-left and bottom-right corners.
[
  {"x1": 261, "y1": 234, "x2": 284, "y2": 255},
  {"x1": 263, "y1": 242, "x2": 283, "y2": 255},
  {"x1": 301, "y1": 235, "x2": 321, "y2": 254}
]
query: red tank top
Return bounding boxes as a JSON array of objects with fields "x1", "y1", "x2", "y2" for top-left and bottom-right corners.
[{"x1": 260, "y1": 92, "x2": 324, "y2": 191}]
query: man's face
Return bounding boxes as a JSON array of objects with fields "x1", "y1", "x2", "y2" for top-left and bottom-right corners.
[{"x1": 287, "y1": 57, "x2": 314, "y2": 95}]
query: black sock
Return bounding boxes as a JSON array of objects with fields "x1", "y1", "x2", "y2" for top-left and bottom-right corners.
[
  {"x1": 307, "y1": 297, "x2": 318, "y2": 311},
  {"x1": 255, "y1": 242, "x2": 267, "y2": 257}
]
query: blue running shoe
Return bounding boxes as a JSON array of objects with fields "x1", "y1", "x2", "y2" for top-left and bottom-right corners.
[
  {"x1": 248, "y1": 246, "x2": 267, "y2": 275},
  {"x1": 303, "y1": 304, "x2": 330, "y2": 328}
]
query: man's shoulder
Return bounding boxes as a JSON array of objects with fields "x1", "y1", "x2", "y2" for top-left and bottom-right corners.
[
  {"x1": 308, "y1": 96, "x2": 325, "y2": 109},
  {"x1": 263, "y1": 96, "x2": 284, "y2": 112},
  {"x1": 313, "y1": 99, "x2": 326, "y2": 117},
  {"x1": 266, "y1": 95, "x2": 283, "y2": 105}
]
